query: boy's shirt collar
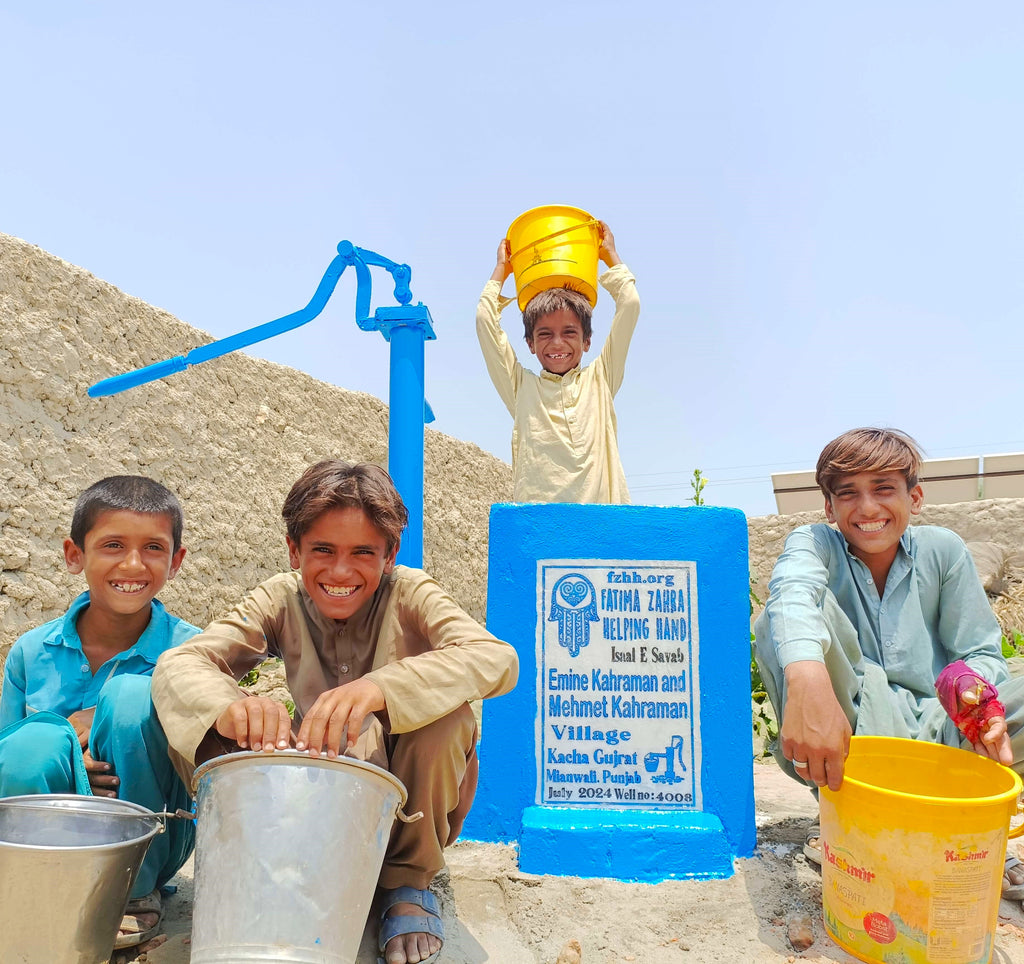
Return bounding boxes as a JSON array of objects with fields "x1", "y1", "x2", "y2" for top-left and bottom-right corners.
[
  {"x1": 837, "y1": 526, "x2": 914, "y2": 596},
  {"x1": 540, "y1": 365, "x2": 581, "y2": 381},
  {"x1": 47, "y1": 591, "x2": 170, "y2": 666}
]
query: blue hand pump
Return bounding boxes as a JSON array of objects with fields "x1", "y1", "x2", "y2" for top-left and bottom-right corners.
[{"x1": 88, "y1": 241, "x2": 437, "y2": 567}]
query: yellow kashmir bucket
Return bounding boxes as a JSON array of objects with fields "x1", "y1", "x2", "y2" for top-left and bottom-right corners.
[
  {"x1": 819, "y1": 736, "x2": 1024, "y2": 964},
  {"x1": 507, "y1": 205, "x2": 601, "y2": 310}
]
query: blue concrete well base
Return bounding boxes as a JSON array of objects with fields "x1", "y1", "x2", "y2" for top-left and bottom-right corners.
[
  {"x1": 465, "y1": 503, "x2": 755, "y2": 883},
  {"x1": 519, "y1": 806, "x2": 734, "y2": 881}
]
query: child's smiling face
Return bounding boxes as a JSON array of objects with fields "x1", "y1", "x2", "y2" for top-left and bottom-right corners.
[
  {"x1": 527, "y1": 308, "x2": 591, "y2": 375},
  {"x1": 63, "y1": 509, "x2": 185, "y2": 617},
  {"x1": 286, "y1": 506, "x2": 397, "y2": 620},
  {"x1": 824, "y1": 471, "x2": 923, "y2": 568}
]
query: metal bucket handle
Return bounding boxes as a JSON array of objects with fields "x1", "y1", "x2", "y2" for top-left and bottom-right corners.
[{"x1": 0, "y1": 799, "x2": 194, "y2": 834}]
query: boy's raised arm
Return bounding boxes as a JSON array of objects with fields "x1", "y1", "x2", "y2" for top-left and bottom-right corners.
[
  {"x1": 476, "y1": 238, "x2": 523, "y2": 415},
  {"x1": 490, "y1": 238, "x2": 513, "y2": 284},
  {"x1": 595, "y1": 222, "x2": 639, "y2": 395},
  {"x1": 599, "y1": 222, "x2": 621, "y2": 267}
]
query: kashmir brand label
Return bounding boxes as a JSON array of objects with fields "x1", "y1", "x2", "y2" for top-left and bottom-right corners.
[{"x1": 535, "y1": 560, "x2": 701, "y2": 809}]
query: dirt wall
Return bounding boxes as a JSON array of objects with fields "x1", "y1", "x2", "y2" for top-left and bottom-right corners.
[{"x1": 0, "y1": 233, "x2": 511, "y2": 662}]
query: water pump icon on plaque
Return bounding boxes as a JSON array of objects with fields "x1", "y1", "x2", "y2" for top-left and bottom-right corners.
[{"x1": 538, "y1": 561, "x2": 700, "y2": 810}]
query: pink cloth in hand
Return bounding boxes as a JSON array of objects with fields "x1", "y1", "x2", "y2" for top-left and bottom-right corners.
[{"x1": 935, "y1": 660, "x2": 1005, "y2": 744}]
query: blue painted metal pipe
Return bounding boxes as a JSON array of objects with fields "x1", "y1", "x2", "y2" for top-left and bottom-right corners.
[{"x1": 388, "y1": 324, "x2": 426, "y2": 567}]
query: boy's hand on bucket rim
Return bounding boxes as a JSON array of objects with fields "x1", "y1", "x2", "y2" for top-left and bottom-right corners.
[
  {"x1": 215, "y1": 696, "x2": 293, "y2": 752},
  {"x1": 295, "y1": 678, "x2": 386, "y2": 758},
  {"x1": 491, "y1": 239, "x2": 512, "y2": 284},
  {"x1": 598, "y1": 222, "x2": 621, "y2": 267},
  {"x1": 781, "y1": 661, "x2": 851, "y2": 791}
]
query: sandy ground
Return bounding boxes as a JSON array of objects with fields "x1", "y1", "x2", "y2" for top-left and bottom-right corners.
[{"x1": 113, "y1": 762, "x2": 1024, "y2": 964}]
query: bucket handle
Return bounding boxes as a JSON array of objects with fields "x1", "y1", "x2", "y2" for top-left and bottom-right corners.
[
  {"x1": 0, "y1": 800, "x2": 194, "y2": 834},
  {"x1": 1010, "y1": 795, "x2": 1024, "y2": 839},
  {"x1": 507, "y1": 219, "x2": 601, "y2": 263},
  {"x1": 396, "y1": 807, "x2": 424, "y2": 824}
]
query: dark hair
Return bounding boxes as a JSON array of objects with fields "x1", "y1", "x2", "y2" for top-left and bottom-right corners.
[
  {"x1": 282, "y1": 461, "x2": 408, "y2": 552},
  {"x1": 816, "y1": 427, "x2": 924, "y2": 498},
  {"x1": 70, "y1": 476, "x2": 184, "y2": 551},
  {"x1": 522, "y1": 286, "x2": 593, "y2": 343}
]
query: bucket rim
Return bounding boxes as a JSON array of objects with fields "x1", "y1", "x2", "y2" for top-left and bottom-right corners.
[
  {"x1": 0, "y1": 793, "x2": 163, "y2": 851},
  {"x1": 191, "y1": 749, "x2": 409, "y2": 804},
  {"x1": 825, "y1": 735, "x2": 1024, "y2": 807},
  {"x1": 507, "y1": 204, "x2": 596, "y2": 237}
]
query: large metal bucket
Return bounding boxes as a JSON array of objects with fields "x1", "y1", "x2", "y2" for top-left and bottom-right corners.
[
  {"x1": 191, "y1": 751, "x2": 408, "y2": 964},
  {"x1": 0, "y1": 794, "x2": 163, "y2": 963}
]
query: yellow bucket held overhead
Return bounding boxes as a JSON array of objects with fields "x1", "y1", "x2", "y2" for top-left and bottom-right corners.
[
  {"x1": 819, "y1": 736, "x2": 1024, "y2": 964},
  {"x1": 507, "y1": 205, "x2": 601, "y2": 311}
]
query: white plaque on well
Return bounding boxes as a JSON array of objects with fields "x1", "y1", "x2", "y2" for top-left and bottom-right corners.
[{"x1": 535, "y1": 560, "x2": 701, "y2": 810}]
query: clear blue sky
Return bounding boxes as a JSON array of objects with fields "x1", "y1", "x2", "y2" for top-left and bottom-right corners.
[{"x1": 4, "y1": 3, "x2": 1023, "y2": 516}]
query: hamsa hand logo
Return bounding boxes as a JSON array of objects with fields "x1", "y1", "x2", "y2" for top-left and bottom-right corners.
[{"x1": 548, "y1": 573, "x2": 599, "y2": 657}]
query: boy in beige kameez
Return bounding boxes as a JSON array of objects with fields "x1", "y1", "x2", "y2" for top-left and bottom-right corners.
[
  {"x1": 152, "y1": 462, "x2": 518, "y2": 964},
  {"x1": 476, "y1": 222, "x2": 640, "y2": 503}
]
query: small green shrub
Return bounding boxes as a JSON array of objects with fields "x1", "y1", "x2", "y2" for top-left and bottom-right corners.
[
  {"x1": 689, "y1": 468, "x2": 708, "y2": 505},
  {"x1": 239, "y1": 665, "x2": 261, "y2": 688},
  {"x1": 1002, "y1": 631, "x2": 1024, "y2": 658}
]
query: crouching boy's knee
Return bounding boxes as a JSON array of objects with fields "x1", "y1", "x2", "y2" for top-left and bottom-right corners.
[
  {"x1": 397, "y1": 703, "x2": 477, "y2": 759},
  {"x1": 94, "y1": 674, "x2": 164, "y2": 748},
  {"x1": 0, "y1": 714, "x2": 81, "y2": 794}
]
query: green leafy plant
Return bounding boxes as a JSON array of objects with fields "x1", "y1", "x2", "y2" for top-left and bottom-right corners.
[
  {"x1": 239, "y1": 665, "x2": 261, "y2": 688},
  {"x1": 749, "y1": 579, "x2": 777, "y2": 756},
  {"x1": 689, "y1": 468, "x2": 708, "y2": 506},
  {"x1": 1001, "y1": 631, "x2": 1024, "y2": 658},
  {"x1": 238, "y1": 661, "x2": 295, "y2": 718}
]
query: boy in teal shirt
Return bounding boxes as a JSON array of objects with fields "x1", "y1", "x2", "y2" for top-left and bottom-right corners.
[
  {"x1": 754, "y1": 427, "x2": 1024, "y2": 900},
  {"x1": 0, "y1": 475, "x2": 199, "y2": 947}
]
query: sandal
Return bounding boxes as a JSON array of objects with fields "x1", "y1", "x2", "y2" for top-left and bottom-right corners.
[
  {"x1": 113, "y1": 888, "x2": 163, "y2": 949},
  {"x1": 1004, "y1": 854, "x2": 1024, "y2": 900},
  {"x1": 377, "y1": 886, "x2": 444, "y2": 964},
  {"x1": 803, "y1": 822, "x2": 822, "y2": 866}
]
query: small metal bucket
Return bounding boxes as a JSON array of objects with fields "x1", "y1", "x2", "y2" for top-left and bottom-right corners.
[
  {"x1": 0, "y1": 794, "x2": 163, "y2": 963},
  {"x1": 191, "y1": 751, "x2": 410, "y2": 964}
]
